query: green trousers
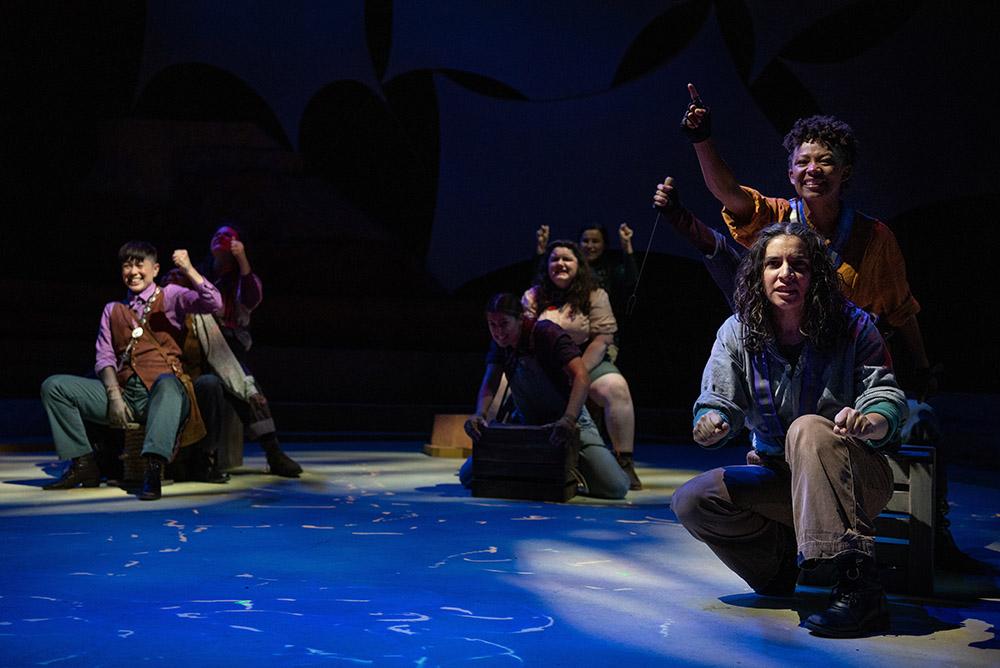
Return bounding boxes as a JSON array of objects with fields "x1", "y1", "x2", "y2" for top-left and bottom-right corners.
[{"x1": 41, "y1": 373, "x2": 189, "y2": 461}]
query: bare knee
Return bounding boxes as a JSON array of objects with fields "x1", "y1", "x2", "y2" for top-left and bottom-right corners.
[{"x1": 590, "y1": 374, "x2": 632, "y2": 407}]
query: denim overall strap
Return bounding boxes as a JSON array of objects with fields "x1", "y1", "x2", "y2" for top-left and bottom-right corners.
[{"x1": 788, "y1": 198, "x2": 854, "y2": 270}]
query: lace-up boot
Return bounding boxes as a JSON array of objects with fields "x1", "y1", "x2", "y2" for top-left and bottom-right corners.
[
  {"x1": 43, "y1": 453, "x2": 100, "y2": 490},
  {"x1": 804, "y1": 554, "x2": 889, "y2": 637}
]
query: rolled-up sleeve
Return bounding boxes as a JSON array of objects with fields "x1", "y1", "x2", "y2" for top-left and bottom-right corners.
[
  {"x1": 721, "y1": 186, "x2": 790, "y2": 248},
  {"x1": 587, "y1": 289, "x2": 617, "y2": 336},
  {"x1": 851, "y1": 314, "x2": 908, "y2": 447},
  {"x1": 94, "y1": 303, "x2": 118, "y2": 374}
]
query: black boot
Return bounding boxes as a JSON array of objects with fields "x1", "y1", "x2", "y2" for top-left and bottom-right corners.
[
  {"x1": 43, "y1": 453, "x2": 100, "y2": 490},
  {"x1": 138, "y1": 455, "x2": 164, "y2": 501},
  {"x1": 804, "y1": 554, "x2": 889, "y2": 638},
  {"x1": 261, "y1": 435, "x2": 302, "y2": 478},
  {"x1": 192, "y1": 449, "x2": 229, "y2": 484},
  {"x1": 616, "y1": 452, "x2": 642, "y2": 491}
]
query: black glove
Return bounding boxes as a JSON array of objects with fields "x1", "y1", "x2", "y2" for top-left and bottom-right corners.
[{"x1": 680, "y1": 96, "x2": 711, "y2": 143}]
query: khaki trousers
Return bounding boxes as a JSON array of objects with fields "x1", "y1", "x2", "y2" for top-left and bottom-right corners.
[{"x1": 671, "y1": 414, "x2": 893, "y2": 592}]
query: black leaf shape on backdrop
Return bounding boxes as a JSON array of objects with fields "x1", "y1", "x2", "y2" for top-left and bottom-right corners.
[
  {"x1": 438, "y1": 69, "x2": 528, "y2": 100},
  {"x1": 611, "y1": 0, "x2": 713, "y2": 87},
  {"x1": 748, "y1": 60, "x2": 822, "y2": 134},
  {"x1": 780, "y1": 0, "x2": 927, "y2": 63},
  {"x1": 365, "y1": 0, "x2": 393, "y2": 81},
  {"x1": 714, "y1": 0, "x2": 755, "y2": 83},
  {"x1": 299, "y1": 79, "x2": 439, "y2": 256},
  {"x1": 134, "y1": 62, "x2": 291, "y2": 149},
  {"x1": 383, "y1": 69, "x2": 441, "y2": 252}
]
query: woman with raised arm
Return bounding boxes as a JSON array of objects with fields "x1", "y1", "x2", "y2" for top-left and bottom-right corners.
[{"x1": 190, "y1": 223, "x2": 302, "y2": 477}]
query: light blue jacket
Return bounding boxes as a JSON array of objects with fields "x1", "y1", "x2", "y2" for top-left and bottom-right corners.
[{"x1": 694, "y1": 306, "x2": 907, "y2": 455}]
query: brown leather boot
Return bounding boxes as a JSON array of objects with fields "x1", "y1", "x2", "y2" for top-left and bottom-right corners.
[
  {"x1": 43, "y1": 453, "x2": 100, "y2": 490},
  {"x1": 261, "y1": 436, "x2": 302, "y2": 478}
]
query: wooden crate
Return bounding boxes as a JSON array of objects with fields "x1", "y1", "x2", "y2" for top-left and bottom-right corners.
[
  {"x1": 214, "y1": 395, "x2": 245, "y2": 471},
  {"x1": 471, "y1": 423, "x2": 580, "y2": 502},
  {"x1": 875, "y1": 445, "x2": 935, "y2": 595},
  {"x1": 422, "y1": 414, "x2": 474, "y2": 458}
]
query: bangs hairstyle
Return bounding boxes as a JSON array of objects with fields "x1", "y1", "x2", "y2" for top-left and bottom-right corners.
[
  {"x1": 485, "y1": 292, "x2": 523, "y2": 319},
  {"x1": 118, "y1": 240, "x2": 158, "y2": 264},
  {"x1": 533, "y1": 240, "x2": 599, "y2": 316},
  {"x1": 783, "y1": 115, "x2": 857, "y2": 168},
  {"x1": 733, "y1": 223, "x2": 847, "y2": 353}
]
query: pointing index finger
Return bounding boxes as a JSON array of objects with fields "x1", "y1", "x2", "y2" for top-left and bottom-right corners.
[{"x1": 688, "y1": 83, "x2": 701, "y2": 102}]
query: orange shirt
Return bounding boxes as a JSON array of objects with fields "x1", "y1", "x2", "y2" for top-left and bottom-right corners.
[{"x1": 722, "y1": 186, "x2": 920, "y2": 328}]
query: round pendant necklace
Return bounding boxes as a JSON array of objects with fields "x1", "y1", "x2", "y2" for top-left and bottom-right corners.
[
  {"x1": 120, "y1": 287, "x2": 160, "y2": 365},
  {"x1": 131, "y1": 288, "x2": 160, "y2": 338}
]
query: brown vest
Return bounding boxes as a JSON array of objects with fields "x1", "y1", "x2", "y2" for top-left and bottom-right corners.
[{"x1": 110, "y1": 296, "x2": 184, "y2": 390}]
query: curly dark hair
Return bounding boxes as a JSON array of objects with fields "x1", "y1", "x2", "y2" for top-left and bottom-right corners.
[
  {"x1": 532, "y1": 240, "x2": 599, "y2": 316},
  {"x1": 782, "y1": 115, "x2": 857, "y2": 168},
  {"x1": 733, "y1": 223, "x2": 847, "y2": 353}
]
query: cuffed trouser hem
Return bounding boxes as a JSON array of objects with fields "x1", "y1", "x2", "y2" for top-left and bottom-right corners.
[
  {"x1": 671, "y1": 414, "x2": 893, "y2": 591},
  {"x1": 798, "y1": 530, "x2": 876, "y2": 564}
]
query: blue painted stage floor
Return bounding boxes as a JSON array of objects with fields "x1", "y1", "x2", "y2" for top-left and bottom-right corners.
[{"x1": 1, "y1": 441, "x2": 998, "y2": 667}]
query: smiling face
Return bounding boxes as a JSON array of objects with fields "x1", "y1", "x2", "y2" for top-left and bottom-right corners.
[
  {"x1": 579, "y1": 228, "x2": 606, "y2": 264},
  {"x1": 762, "y1": 235, "x2": 812, "y2": 317},
  {"x1": 121, "y1": 256, "x2": 160, "y2": 294},
  {"x1": 210, "y1": 225, "x2": 240, "y2": 257},
  {"x1": 486, "y1": 312, "x2": 521, "y2": 348},
  {"x1": 788, "y1": 140, "x2": 851, "y2": 204},
  {"x1": 548, "y1": 245, "x2": 580, "y2": 290}
]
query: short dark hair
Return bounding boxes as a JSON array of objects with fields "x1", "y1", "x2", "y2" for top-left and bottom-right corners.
[
  {"x1": 485, "y1": 292, "x2": 523, "y2": 318},
  {"x1": 733, "y1": 223, "x2": 847, "y2": 353},
  {"x1": 118, "y1": 240, "x2": 158, "y2": 264},
  {"x1": 783, "y1": 115, "x2": 857, "y2": 168}
]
